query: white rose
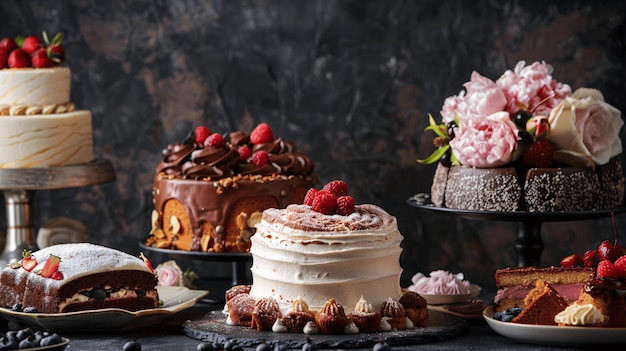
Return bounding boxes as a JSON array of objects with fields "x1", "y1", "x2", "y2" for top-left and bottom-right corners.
[{"x1": 547, "y1": 88, "x2": 623, "y2": 168}]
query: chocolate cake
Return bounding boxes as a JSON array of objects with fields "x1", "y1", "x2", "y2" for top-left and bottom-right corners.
[
  {"x1": 146, "y1": 123, "x2": 316, "y2": 253},
  {"x1": 0, "y1": 243, "x2": 159, "y2": 314}
]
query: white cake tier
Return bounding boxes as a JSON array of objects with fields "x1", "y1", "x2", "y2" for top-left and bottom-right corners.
[
  {"x1": 249, "y1": 204, "x2": 404, "y2": 313},
  {"x1": 0, "y1": 67, "x2": 71, "y2": 106},
  {"x1": 0, "y1": 110, "x2": 94, "y2": 168}
]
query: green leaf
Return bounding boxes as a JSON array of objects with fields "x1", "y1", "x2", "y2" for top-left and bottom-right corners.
[{"x1": 417, "y1": 144, "x2": 450, "y2": 165}]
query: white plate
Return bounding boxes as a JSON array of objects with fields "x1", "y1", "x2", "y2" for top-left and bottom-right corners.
[
  {"x1": 419, "y1": 284, "x2": 481, "y2": 305},
  {"x1": 483, "y1": 305, "x2": 626, "y2": 346},
  {"x1": 0, "y1": 286, "x2": 208, "y2": 332}
]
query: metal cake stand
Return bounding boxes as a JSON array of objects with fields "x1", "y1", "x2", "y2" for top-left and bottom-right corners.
[
  {"x1": 407, "y1": 193, "x2": 626, "y2": 267},
  {"x1": 0, "y1": 159, "x2": 116, "y2": 265}
]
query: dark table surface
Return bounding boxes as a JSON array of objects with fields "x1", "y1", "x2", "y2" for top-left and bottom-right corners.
[{"x1": 7, "y1": 299, "x2": 602, "y2": 351}]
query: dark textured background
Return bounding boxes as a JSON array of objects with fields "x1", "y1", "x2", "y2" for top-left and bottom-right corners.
[{"x1": 1, "y1": 0, "x2": 625, "y2": 292}]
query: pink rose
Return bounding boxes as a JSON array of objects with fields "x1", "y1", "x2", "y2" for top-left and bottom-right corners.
[
  {"x1": 157, "y1": 265, "x2": 182, "y2": 286},
  {"x1": 449, "y1": 111, "x2": 518, "y2": 168},
  {"x1": 547, "y1": 88, "x2": 623, "y2": 168}
]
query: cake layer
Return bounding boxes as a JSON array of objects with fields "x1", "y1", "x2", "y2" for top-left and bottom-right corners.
[
  {"x1": 249, "y1": 204, "x2": 404, "y2": 313},
  {"x1": 0, "y1": 67, "x2": 71, "y2": 106},
  {"x1": 0, "y1": 110, "x2": 94, "y2": 168},
  {"x1": 0, "y1": 243, "x2": 158, "y2": 313}
]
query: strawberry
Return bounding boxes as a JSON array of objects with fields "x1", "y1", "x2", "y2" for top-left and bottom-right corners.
[
  {"x1": 251, "y1": 151, "x2": 269, "y2": 167},
  {"x1": 521, "y1": 139, "x2": 553, "y2": 168},
  {"x1": 20, "y1": 249, "x2": 37, "y2": 272},
  {"x1": 237, "y1": 145, "x2": 252, "y2": 161},
  {"x1": 204, "y1": 133, "x2": 224, "y2": 148},
  {"x1": 7, "y1": 48, "x2": 30, "y2": 68},
  {"x1": 0, "y1": 37, "x2": 17, "y2": 52},
  {"x1": 614, "y1": 255, "x2": 626, "y2": 278},
  {"x1": 40, "y1": 254, "x2": 61, "y2": 278},
  {"x1": 582, "y1": 249, "x2": 597, "y2": 267},
  {"x1": 50, "y1": 271, "x2": 64, "y2": 280},
  {"x1": 21, "y1": 35, "x2": 41, "y2": 54},
  {"x1": 31, "y1": 47, "x2": 54, "y2": 68},
  {"x1": 250, "y1": 123, "x2": 274, "y2": 144},
  {"x1": 560, "y1": 253, "x2": 579, "y2": 268},
  {"x1": 336, "y1": 196, "x2": 355, "y2": 215},
  {"x1": 194, "y1": 126, "x2": 211, "y2": 145},
  {"x1": 322, "y1": 180, "x2": 349, "y2": 197},
  {"x1": 596, "y1": 259, "x2": 618, "y2": 280},
  {"x1": 0, "y1": 48, "x2": 9, "y2": 69},
  {"x1": 303, "y1": 188, "x2": 318, "y2": 206},
  {"x1": 311, "y1": 190, "x2": 336, "y2": 215}
]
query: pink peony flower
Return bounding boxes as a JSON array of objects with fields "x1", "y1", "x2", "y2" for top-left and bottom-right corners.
[
  {"x1": 496, "y1": 61, "x2": 571, "y2": 116},
  {"x1": 547, "y1": 88, "x2": 623, "y2": 168},
  {"x1": 440, "y1": 72, "x2": 507, "y2": 124},
  {"x1": 449, "y1": 111, "x2": 518, "y2": 168}
]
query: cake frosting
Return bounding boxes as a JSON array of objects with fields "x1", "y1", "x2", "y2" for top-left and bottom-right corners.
[
  {"x1": 0, "y1": 37, "x2": 94, "y2": 168},
  {"x1": 146, "y1": 123, "x2": 316, "y2": 252},
  {"x1": 554, "y1": 302, "x2": 605, "y2": 326},
  {"x1": 248, "y1": 203, "x2": 404, "y2": 313},
  {"x1": 0, "y1": 243, "x2": 158, "y2": 313},
  {"x1": 419, "y1": 60, "x2": 624, "y2": 212}
]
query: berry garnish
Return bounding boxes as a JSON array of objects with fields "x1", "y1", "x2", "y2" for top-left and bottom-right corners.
[
  {"x1": 50, "y1": 271, "x2": 64, "y2": 280},
  {"x1": 194, "y1": 126, "x2": 211, "y2": 145},
  {"x1": 20, "y1": 35, "x2": 41, "y2": 55},
  {"x1": 614, "y1": 255, "x2": 626, "y2": 278},
  {"x1": 526, "y1": 115, "x2": 550, "y2": 138},
  {"x1": 43, "y1": 31, "x2": 65, "y2": 64},
  {"x1": 336, "y1": 196, "x2": 355, "y2": 215},
  {"x1": 31, "y1": 47, "x2": 55, "y2": 68},
  {"x1": 0, "y1": 37, "x2": 17, "y2": 52},
  {"x1": 311, "y1": 190, "x2": 337, "y2": 215},
  {"x1": 251, "y1": 151, "x2": 269, "y2": 167},
  {"x1": 40, "y1": 254, "x2": 61, "y2": 278},
  {"x1": 598, "y1": 239, "x2": 622, "y2": 262},
  {"x1": 596, "y1": 260, "x2": 618, "y2": 279},
  {"x1": 512, "y1": 109, "x2": 531, "y2": 129},
  {"x1": 0, "y1": 48, "x2": 9, "y2": 69},
  {"x1": 140, "y1": 252, "x2": 154, "y2": 272},
  {"x1": 205, "y1": 133, "x2": 224, "y2": 148},
  {"x1": 237, "y1": 145, "x2": 252, "y2": 161},
  {"x1": 250, "y1": 123, "x2": 274, "y2": 144},
  {"x1": 322, "y1": 180, "x2": 349, "y2": 197},
  {"x1": 520, "y1": 139, "x2": 553, "y2": 168},
  {"x1": 303, "y1": 188, "x2": 318, "y2": 206},
  {"x1": 20, "y1": 249, "x2": 37, "y2": 272},
  {"x1": 7, "y1": 48, "x2": 30, "y2": 68},
  {"x1": 560, "y1": 253, "x2": 579, "y2": 268},
  {"x1": 580, "y1": 249, "x2": 597, "y2": 267}
]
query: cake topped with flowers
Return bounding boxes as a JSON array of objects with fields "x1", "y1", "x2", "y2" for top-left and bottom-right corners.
[{"x1": 419, "y1": 60, "x2": 624, "y2": 212}]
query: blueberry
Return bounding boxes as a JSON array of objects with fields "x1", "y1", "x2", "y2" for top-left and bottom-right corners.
[
  {"x1": 18, "y1": 335, "x2": 40, "y2": 349},
  {"x1": 22, "y1": 307, "x2": 38, "y2": 313},
  {"x1": 11, "y1": 303, "x2": 22, "y2": 312},
  {"x1": 0, "y1": 336, "x2": 17, "y2": 350},
  {"x1": 301, "y1": 338, "x2": 318, "y2": 351},
  {"x1": 92, "y1": 288, "x2": 107, "y2": 301},
  {"x1": 16, "y1": 327, "x2": 34, "y2": 341},
  {"x1": 223, "y1": 341, "x2": 236, "y2": 351},
  {"x1": 196, "y1": 343, "x2": 216, "y2": 351},
  {"x1": 123, "y1": 340, "x2": 142, "y2": 351},
  {"x1": 4, "y1": 331, "x2": 17, "y2": 342},
  {"x1": 274, "y1": 343, "x2": 288, "y2": 351},
  {"x1": 231, "y1": 346, "x2": 244, "y2": 351},
  {"x1": 40, "y1": 333, "x2": 63, "y2": 346},
  {"x1": 256, "y1": 341, "x2": 271, "y2": 351}
]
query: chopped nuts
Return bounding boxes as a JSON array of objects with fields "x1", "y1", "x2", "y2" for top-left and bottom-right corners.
[
  {"x1": 169, "y1": 216, "x2": 181, "y2": 235},
  {"x1": 247, "y1": 212, "x2": 263, "y2": 228},
  {"x1": 235, "y1": 212, "x2": 249, "y2": 230}
]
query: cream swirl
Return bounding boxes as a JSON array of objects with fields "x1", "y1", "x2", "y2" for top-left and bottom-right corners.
[
  {"x1": 554, "y1": 303, "x2": 605, "y2": 326},
  {"x1": 407, "y1": 270, "x2": 472, "y2": 295}
]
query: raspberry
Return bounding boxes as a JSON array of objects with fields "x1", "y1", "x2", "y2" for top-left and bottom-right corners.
[
  {"x1": 596, "y1": 259, "x2": 618, "y2": 280},
  {"x1": 336, "y1": 196, "x2": 355, "y2": 215},
  {"x1": 322, "y1": 180, "x2": 349, "y2": 197},
  {"x1": 194, "y1": 126, "x2": 211, "y2": 145},
  {"x1": 205, "y1": 133, "x2": 224, "y2": 148},
  {"x1": 251, "y1": 151, "x2": 269, "y2": 166},
  {"x1": 250, "y1": 123, "x2": 274, "y2": 144},
  {"x1": 238, "y1": 145, "x2": 252, "y2": 161},
  {"x1": 311, "y1": 191, "x2": 336, "y2": 215},
  {"x1": 614, "y1": 255, "x2": 626, "y2": 278},
  {"x1": 303, "y1": 188, "x2": 318, "y2": 206}
]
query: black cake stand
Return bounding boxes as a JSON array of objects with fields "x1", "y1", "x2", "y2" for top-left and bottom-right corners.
[
  {"x1": 407, "y1": 194, "x2": 626, "y2": 267},
  {"x1": 0, "y1": 159, "x2": 116, "y2": 265}
]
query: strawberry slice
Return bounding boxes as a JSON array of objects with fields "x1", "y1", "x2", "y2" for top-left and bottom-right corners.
[
  {"x1": 20, "y1": 249, "x2": 37, "y2": 272},
  {"x1": 40, "y1": 254, "x2": 61, "y2": 278}
]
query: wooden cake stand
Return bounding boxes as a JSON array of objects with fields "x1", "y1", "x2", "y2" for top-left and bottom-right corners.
[
  {"x1": 0, "y1": 159, "x2": 116, "y2": 265},
  {"x1": 407, "y1": 193, "x2": 626, "y2": 267}
]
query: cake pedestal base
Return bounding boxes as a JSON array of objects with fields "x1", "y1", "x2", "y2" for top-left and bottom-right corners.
[
  {"x1": 0, "y1": 159, "x2": 116, "y2": 265},
  {"x1": 183, "y1": 310, "x2": 468, "y2": 349},
  {"x1": 407, "y1": 194, "x2": 626, "y2": 267}
]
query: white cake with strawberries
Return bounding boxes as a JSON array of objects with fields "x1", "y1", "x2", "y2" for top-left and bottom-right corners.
[{"x1": 0, "y1": 32, "x2": 93, "y2": 168}]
